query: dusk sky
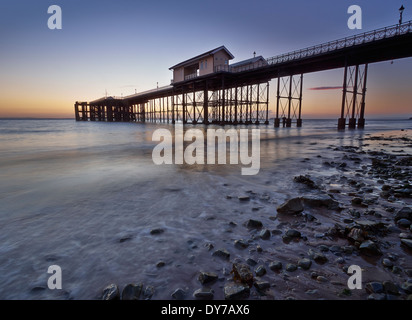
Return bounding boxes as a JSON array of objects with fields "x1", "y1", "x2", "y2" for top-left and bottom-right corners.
[{"x1": 0, "y1": 0, "x2": 411, "y2": 118}]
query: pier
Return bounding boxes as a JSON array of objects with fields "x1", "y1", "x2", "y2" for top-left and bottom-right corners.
[{"x1": 75, "y1": 20, "x2": 412, "y2": 129}]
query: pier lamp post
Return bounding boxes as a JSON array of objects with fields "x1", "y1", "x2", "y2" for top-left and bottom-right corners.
[{"x1": 399, "y1": 5, "x2": 405, "y2": 25}]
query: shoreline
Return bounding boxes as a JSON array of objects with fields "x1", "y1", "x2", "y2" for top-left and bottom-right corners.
[
  {"x1": 100, "y1": 129, "x2": 412, "y2": 300},
  {"x1": 0, "y1": 126, "x2": 410, "y2": 300}
]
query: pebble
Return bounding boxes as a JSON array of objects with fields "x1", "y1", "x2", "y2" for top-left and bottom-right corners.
[
  {"x1": 316, "y1": 276, "x2": 328, "y2": 283},
  {"x1": 254, "y1": 281, "x2": 270, "y2": 291},
  {"x1": 122, "y1": 283, "x2": 143, "y2": 300},
  {"x1": 359, "y1": 240, "x2": 382, "y2": 256},
  {"x1": 397, "y1": 218, "x2": 411, "y2": 228},
  {"x1": 298, "y1": 258, "x2": 312, "y2": 270},
  {"x1": 198, "y1": 272, "x2": 218, "y2": 285},
  {"x1": 193, "y1": 288, "x2": 214, "y2": 299},
  {"x1": 102, "y1": 284, "x2": 120, "y2": 300},
  {"x1": 224, "y1": 283, "x2": 250, "y2": 300},
  {"x1": 383, "y1": 281, "x2": 399, "y2": 295},
  {"x1": 234, "y1": 239, "x2": 249, "y2": 249},
  {"x1": 245, "y1": 219, "x2": 263, "y2": 229},
  {"x1": 171, "y1": 288, "x2": 186, "y2": 300},
  {"x1": 212, "y1": 249, "x2": 230, "y2": 260},
  {"x1": 269, "y1": 261, "x2": 282, "y2": 271},
  {"x1": 246, "y1": 258, "x2": 258, "y2": 266},
  {"x1": 365, "y1": 282, "x2": 384, "y2": 294},
  {"x1": 309, "y1": 249, "x2": 328, "y2": 263},
  {"x1": 238, "y1": 195, "x2": 250, "y2": 201},
  {"x1": 286, "y1": 229, "x2": 301, "y2": 238},
  {"x1": 400, "y1": 239, "x2": 412, "y2": 249},
  {"x1": 255, "y1": 265, "x2": 267, "y2": 277},
  {"x1": 382, "y1": 258, "x2": 393, "y2": 268},
  {"x1": 259, "y1": 229, "x2": 271, "y2": 240},
  {"x1": 286, "y1": 263, "x2": 297, "y2": 272},
  {"x1": 150, "y1": 228, "x2": 164, "y2": 235}
]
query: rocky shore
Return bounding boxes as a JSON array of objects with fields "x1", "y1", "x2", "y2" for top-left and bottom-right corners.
[{"x1": 101, "y1": 130, "x2": 411, "y2": 300}]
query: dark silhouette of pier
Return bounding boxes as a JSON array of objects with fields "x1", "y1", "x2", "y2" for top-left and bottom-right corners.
[{"x1": 75, "y1": 20, "x2": 412, "y2": 129}]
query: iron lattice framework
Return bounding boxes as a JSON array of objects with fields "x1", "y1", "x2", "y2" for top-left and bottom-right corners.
[
  {"x1": 274, "y1": 74, "x2": 303, "y2": 127},
  {"x1": 338, "y1": 64, "x2": 368, "y2": 129}
]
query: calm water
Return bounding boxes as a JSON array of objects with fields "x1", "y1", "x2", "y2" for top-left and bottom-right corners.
[{"x1": 0, "y1": 118, "x2": 411, "y2": 299}]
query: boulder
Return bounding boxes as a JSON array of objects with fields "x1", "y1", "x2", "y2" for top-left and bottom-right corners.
[
  {"x1": 301, "y1": 194, "x2": 340, "y2": 210},
  {"x1": 277, "y1": 197, "x2": 304, "y2": 214}
]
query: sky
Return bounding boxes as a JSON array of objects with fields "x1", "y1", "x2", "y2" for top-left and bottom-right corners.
[{"x1": 0, "y1": 0, "x2": 411, "y2": 119}]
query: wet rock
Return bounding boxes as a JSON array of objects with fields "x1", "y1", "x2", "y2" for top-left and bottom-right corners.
[
  {"x1": 365, "y1": 282, "x2": 384, "y2": 294},
  {"x1": 238, "y1": 195, "x2": 250, "y2": 201},
  {"x1": 351, "y1": 197, "x2": 363, "y2": 206},
  {"x1": 284, "y1": 229, "x2": 301, "y2": 240},
  {"x1": 394, "y1": 207, "x2": 412, "y2": 221},
  {"x1": 150, "y1": 228, "x2": 164, "y2": 235},
  {"x1": 317, "y1": 276, "x2": 328, "y2": 283},
  {"x1": 119, "y1": 235, "x2": 133, "y2": 243},
  {"x1": 193, "y1": 288, "x2": 214, "y2": 299},
  {"x1": 359, "y1": 240, "x2": 382, "y2": 256},
  {"x1": 212, "y1": 249, "x2": 230, "y2": 260},
  {"x1": 397, "y1": 218, "x2": 411, "y2": 228},
  {"x1": 246, "y1": 258, "x2": 257, "y2": 266},
  {"x1": 400, "y1": 239, "x2": 412, "y2": 249},
  {"x1": 301, "y1": 194, "x2": 340, "y2": 210},
  {"x1": 245, "y1": 219, "x2": 263, "y2": 229},
  {"x1": 256, "y1": 245, "x2": 263, "y2": 253},
  {"x1": 318, "y1": 245, "x2": 329, "y2": 252},
  {"x1": 143, "y1": 286, "x2": 155, "y2": 300},
  {"x1": 156, "y1": 261, "x2": 165, "y2": 268},
  {"x1": 102, "y1": 284, "x2": 120, "y2": 300},
  {"x1": 286, "y1": 263, "x2": 297, "y2": 272},
  {"x1": 234, "y1": 239, "x2": 249, "y2": 249},
  {"x1": 269, "y1": 261, "x2": 282, "y2": 271},
  {"x1": 259, "y1": 229, "x2": 271, "y2": 240},
  {"x1": 298, "y1": 258, "x2": 312, "y2": 270},
  {"x1": 255, "y1": 265, "x2": 266, "y2": 277},
  {"x1": 347, "y1": 228, "x2": 365, "y2": 242},
  {"x1": 383, "y1": 281, "x2": 399, "y2": 295},
  {"x1": 294, "y1": 175, "x2": 317, "y2": 189},
  {"x1": 224, "y1": 283, "x2": 250, "y2": 300},
  {"x1": 277, "y1": 198, "x2": 304, "y2": 214},
  {"x1": 367, "y1": 293, "x2": 387, "y2": 300},
  {"x1": 254, "y1": 281, "x2": 270, "y2": 291},
  {"x1": 335, "y1": 257, "x2": 345, "y2": 264},
  {"x1": 382, "y1": 258, "x2": 393, "y2": 268},
  {"x1": 198, "y1": 272, "x2": 218, "y2": 285},
  {"x1": 122, "y1": 283, "x2": 143, "y2": 300},
  {"x1": 330, "y1": 245, "x2": 343, "y2": 255},
  {"x1": 231, "y1": 263, "x2": 253, "y2": 286},
  {"x1": 171, "y1": 288, "x2": 186, "y2": 300},
  {"x1": 309, "y1": 249, "x2": 328, "y2": 264},
  {"x1": 401, "y1": 281, "x2": 412, "y2": 294}
]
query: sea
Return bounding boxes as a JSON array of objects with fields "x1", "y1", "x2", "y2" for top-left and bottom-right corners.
[{"x1": 0, "y1": 118, "x2": 411, "y2": 299}]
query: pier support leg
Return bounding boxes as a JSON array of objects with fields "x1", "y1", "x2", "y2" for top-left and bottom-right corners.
[
  {"x1": 275, "y1": 76, "x2": 280, "y2": 127},
  {"x1": 358, "y1": 64, "x2": 368, "y2": 129}
]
